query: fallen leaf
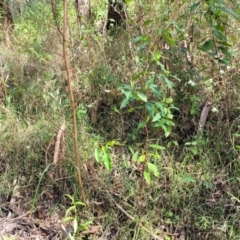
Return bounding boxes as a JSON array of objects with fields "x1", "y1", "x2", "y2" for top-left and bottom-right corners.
[{"x1": 83, "y1": 225, "x2": 101, "y2": 234}]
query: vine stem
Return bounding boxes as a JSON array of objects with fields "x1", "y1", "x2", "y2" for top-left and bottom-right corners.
[{"x1": 63, "y1": 0, "x2": 86, "y2": 203}]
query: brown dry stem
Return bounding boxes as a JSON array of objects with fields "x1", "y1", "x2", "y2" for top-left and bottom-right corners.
[
  {"x1": 63, "y1": 0, "x2": 86, "y2": 203},
  {"x1": 53, "y1": 120, "x2": 66, "y2": 165}
]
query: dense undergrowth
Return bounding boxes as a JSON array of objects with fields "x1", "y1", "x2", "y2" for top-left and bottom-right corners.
[{"x1": 0, "y1": 0, "x2": 240, "y2": 239}]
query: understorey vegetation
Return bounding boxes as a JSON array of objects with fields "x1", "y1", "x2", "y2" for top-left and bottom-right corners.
[{"x1": 0, "y1": 0, "x2": 240, "y2": 239}]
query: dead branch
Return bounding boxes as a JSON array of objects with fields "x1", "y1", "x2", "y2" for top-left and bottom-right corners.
[
  {"x1": 198, "y1": 101, "x2": 212, "y2": 133},
  {"x1": 53, "y1": 120, "x2": 66, "y2": 165}
]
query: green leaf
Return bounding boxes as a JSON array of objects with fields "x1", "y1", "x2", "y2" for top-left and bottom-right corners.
[
  {"x1": 137, "y1": 42, "x2": 149, "y2": 51},
  {"x1": 120, "y1": 91, "x2": 133, "y2": 109},
  {"x1": 147, "y1": 162, "x2": 159, "y2": 177},
  {"x1": 208, "y1": 2, "x2": 216, "y2": 14},
  {"x1": 165, "y1": 98, "x2": 173, "y2": 104},
  {"x1": 160, "y1": 118, "x2": 174, "y2": 126},
  {"x1": 166, "y1": 218, "x2": 172, "y2": 224},
  {"x1": 103, "y1": 151, "x2": 112, "y2": 170},
  {"x1": 190, "y1": 105, "x2": 197, "y2": 115},
  {"x1": 154, "y1": 123, "x2": 171, "y2": 137},
  {"x1": 218, "y1": 58, "x2": 230, "y2": 65},
  {"x1": 217, "y1": 41, "x2": 232, "y2": 47},
  {"x1": 152, "y1": 112, "x2": 161, "y2": 122},
  {"x1": 212, "y1": 27, "x2": 226, "y2": 41},
  {"x1": 143, "y1": 19, "x2": 154, "y2": 26},
  {"x1": 134, "y1": 35, "x2": 150, "y2": 44},
  {"x1": 133, "y1": 36, "x2": 142, "y2": 43},
  {"x1": 94, "y1": 148, "x2": 102, "y2": 163},
  {"x1": 150, "y1": 84, "x2": 161, "y2": 98},
  {"x1": 200, "y1": 39, "x2": 214, "y2": 52},
  {"x1": 190, "y1": 2, "x2": 200, "y2": 12},
  {"x1": 182, "y1": 175, "x2": 195, "y2": 183},
  {"x1": 185, "y1": 141, "x2": 198, "y2": 146},
  {"x1": 152, "y1": 51, "x2": 162, "y2": 61},
  {"x1": 138, "y1": 154, "x2": 146, "y2": 162},
  {"x1": 65, "y1": 194, "x2": 74, "y2": 203},
  {"x1": 191, "y1": 146, "x2": 198, "y2": 155},
  {"x1": 171, "y1": 75, "x2": 181, "y2": 82},
  {"x1": 166, "y1": 211, "x2": 174, "y2": 217},
  {"x1": 146, "y1": 78, "x2": 154, "y2": 87},
  {"x1": 137, "y1": 119, "x2": 148, "y2": 129},
  {"x1": 136, "y1": 92, "x2": 147, "y2": 102},
  {"x1": 80, "y1": 221, "x2": 93, "y2": 230},
  {"x1": 77, "y1": 109, "x2": 87, "y2": 119},
  {"x1": 128, "y1": 107, "x2": 135, "y2": 113},
  {"x1": 65, "y1": 206, "x2": 76, "y2": 216},
  {"x1": 218, "y1": 46, "x2": 231, "y2": 57},
  {"x1": 128, "y1": 146, "x2": 134, "y2": 155},
  {"x1": 74, "y1": 201, "x2": 85, "y2": 206},
  {"x1": 113, "y1": 105, "x2": 120, "y2": 113},
  {"x1": 144, "y1": 171, "x2": 151, "y2": 184},
  {"x1": 219, "y1": 7, "x2": 239, "y2": 19},
  {"x1": 119, "y1": 84, "x2": 131, "y2": 91},
  {"x1": 145, "y1": 102, "x2": 154, "y2": 116},
  {"x1": 132, "y1": 71, "x2": 145, "y2": 80},
  {"x1": 163, "y1": 126, "x2": 171, "y2": 137},
  {"x1": 132, "y1": 151, "x2": 139, "y2": 162},
  {"x1": 106, "y1": 140, "x2": 122, "y2": 147},
  {"x1": 63, "y1": 216, "x2": 74, "y2": 222},
  {"x1": 173, "y1": 140, "x2": 178, "y2": 146},
  {"x1": 149, "y1": 144, "x2": 166, "y2": 150},
  {"x1": 156, "y1": 60, "x2": 166, "y2": 71},
  {"x1": 157, "y1": 75, "x2": 174, "y2": 89}
]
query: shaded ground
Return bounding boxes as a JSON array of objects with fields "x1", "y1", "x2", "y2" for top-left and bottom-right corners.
[
  {"x1": 0, "y1": 195, "x2": 64, "y2": 239},
  {"x1": 0, "y1": 194, "x2": 119, "y2": 240}
]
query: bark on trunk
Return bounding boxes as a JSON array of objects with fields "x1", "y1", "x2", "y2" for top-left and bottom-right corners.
[{"x1": 75, "y1": 0, "x2": 91, "y2": 22}]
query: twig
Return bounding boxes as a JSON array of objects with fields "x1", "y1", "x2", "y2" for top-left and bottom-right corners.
[{"x1": 50, "y1": 0, "x2": 63, "y2": 38}]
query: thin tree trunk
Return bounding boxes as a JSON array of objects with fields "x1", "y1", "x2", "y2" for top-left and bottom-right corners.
[{"x1": 63, "y1": 0, "x2": 86, "y2": 203}]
